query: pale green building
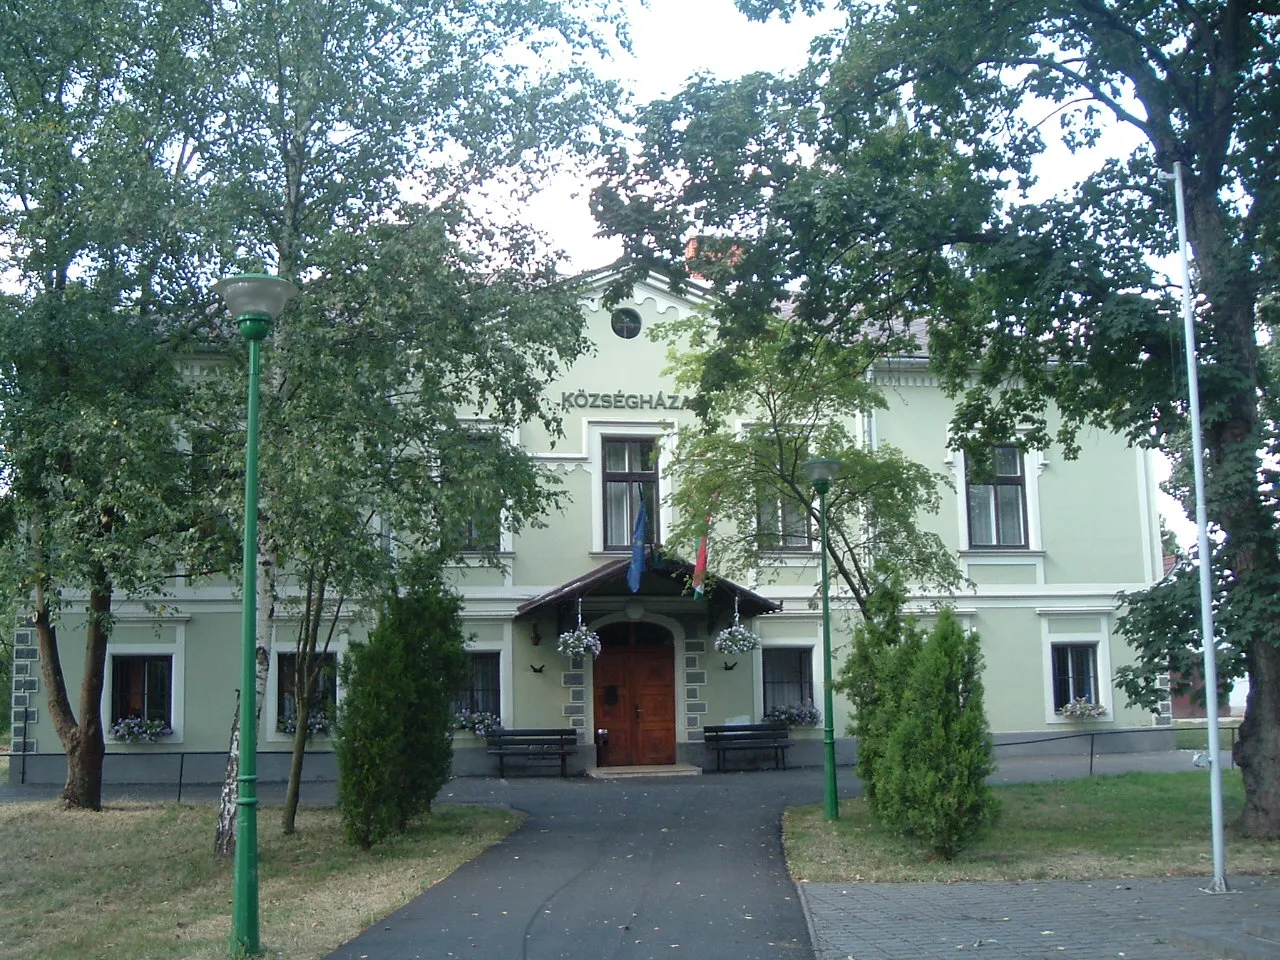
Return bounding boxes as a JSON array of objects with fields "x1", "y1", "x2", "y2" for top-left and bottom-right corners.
[{"x1": 7, "y1": 269, "x2": 1170, "y2": 785}]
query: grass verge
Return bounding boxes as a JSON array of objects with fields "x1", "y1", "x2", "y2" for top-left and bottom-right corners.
[
  {"x1": 0, "y1": 800, "x2": 522, "y2": 960},
  {"x1": 786, "y1": 770, "x2": 1277, "y2": 883},
  {"x1": 1174, "y1": 718, "x2": 1242, "y2": 752}
]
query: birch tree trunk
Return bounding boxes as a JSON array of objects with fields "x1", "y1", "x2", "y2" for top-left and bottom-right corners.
[
  {"x1": 213, "y1": 549, "x2": 274, "y2": 858},
  {"x1": 213, "y1": 693, "x2": 240, "y2": 857}
]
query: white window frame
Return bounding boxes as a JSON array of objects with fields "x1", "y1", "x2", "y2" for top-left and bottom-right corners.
[
  {"x1": 949, "y1": 445, "x2": 1045, "y2": 554},
  {"x1": 735, "y1": 419, "x2": 819, "y2": 563},
  {"x1": 752, "y1": 637, "x2": 822, "y2": 723},
  {"x1": 587, "y1": 420, "x2": 673, "y2": 555},
  {"x1": 265, "y1": 625, "x2": 351, "y2": 744},
  {"x1": 451, "y1": 420, "x2": 516, "y2": 557},
  {"x1": 102, "y1": 628, "x2": 186, "y2": 744},
  {"x1": 464, "y1": 630, "x2": 511, "y2": 726},
  {"x1": 1039, "y1": 611, "x2": 1113, "y2": 724}
]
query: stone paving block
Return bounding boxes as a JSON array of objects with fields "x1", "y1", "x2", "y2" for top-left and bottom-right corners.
[{"x1": 802, "y1": 876, "x2": 1280, "y2": 960}]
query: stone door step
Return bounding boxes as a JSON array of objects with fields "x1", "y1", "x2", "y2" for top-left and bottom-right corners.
[{"x1": 587, "y1": 764, "x2": 702, "y2": 779}]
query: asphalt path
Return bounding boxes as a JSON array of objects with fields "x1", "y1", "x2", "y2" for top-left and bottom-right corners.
[{"x1": 324, "y1": 771, "x2": 832, "y2": 960}]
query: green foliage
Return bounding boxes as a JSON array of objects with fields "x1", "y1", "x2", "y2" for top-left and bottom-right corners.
[
  {"x1": 836, "y1": 579, "x2": 925, "y2": 813},
  {"x1": 595, "y1": 0, "x2": 1280, "y2": 837},
  {"x1": 653, "y1": 313, "x2": 961, "y2": 613},
  {"x1": 335, "y1": 563, "x2": 470, "y2": 849},
  {"x1": 874, "y1": 610, "x2": 998, "y2": 860},
  {"x1": 1116, "y1": 550, "x2": 1245, "y2": 712},
  {"x1": 1, "y1": 0, "x2": 622, "y2": 807}
]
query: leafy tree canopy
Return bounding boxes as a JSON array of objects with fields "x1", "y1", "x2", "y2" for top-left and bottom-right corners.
[
  {"x1": 652, "y1": 311, "x2": 961, "y2": 616},
  {"x1": 593, "y1": 0, "x2": 1280, "y2": 837},
  {"x1": 0, "y1": 0, "x2": 625, "y2": 809}
]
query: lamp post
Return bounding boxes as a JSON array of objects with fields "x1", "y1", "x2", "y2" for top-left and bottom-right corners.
[
  {"x1": 802, "y1": 456, "x2": 843, "y2": 821},
  {"x1": 212, "y1": 273, "x2": 298, "y2": 956}
]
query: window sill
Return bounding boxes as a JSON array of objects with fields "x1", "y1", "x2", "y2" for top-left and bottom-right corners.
[
  {"x1": 1046, "y1": 714, "x2": 1112, "y2": 724},
  {"x1": 759, "y1": 552, "x2": 817, "y2": 566},
  {"x1": 960, "y1": 548, "x2": 1045, "y2": 558},
  {"x1": 448, "y1": 552, "x2": 514, "y2": 565}
]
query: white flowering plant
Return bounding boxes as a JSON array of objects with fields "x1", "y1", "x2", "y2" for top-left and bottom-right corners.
[
  {"x1": 763, "y1": 701, "x2": 821, "y2": 727},
  {"x1": 1057, "y1": 697, "x2": 1107, "y2": 719},
  {"x1": 109, "y1": 716, "x2": 173, "y2": 743},
  {"x1": 557, "y1": 624, "x2": 601, "y2": 658},
  {"x1": 452, "y1": 709, "x2": 502, "y2": 736},
  {"x1": 277, "y1": 709, "x2": 333, "y2": 737},
  {"x1": 714, "y1": 623, "x2": 760, "y2": 654}
]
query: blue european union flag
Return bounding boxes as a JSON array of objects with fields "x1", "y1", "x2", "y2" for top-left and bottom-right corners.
[{"x1": 627, "y1": 496, "x2": 648, "y2": 593}]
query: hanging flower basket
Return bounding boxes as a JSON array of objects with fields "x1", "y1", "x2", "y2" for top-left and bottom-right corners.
[
  {"x1": 1057, "y1": 697, "x2": 1107, "y2": 719},
  {"x1": 714, "y1": 623, "x2": 761, "y2": 654},
  {"x1": 558, "y1": 597, "x2": 601, "y2": 658},
  {"x1": 558, "y1": 624, "x2": 601, "y2": 659},
  {"x1": 714, "y1": 595, "x2": 761, "y2": 654},
  {"x1": 109, "y1": 716, "x2": 173, "y2": 744}
]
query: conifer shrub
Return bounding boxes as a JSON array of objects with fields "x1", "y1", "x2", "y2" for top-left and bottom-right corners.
[
  {"x1": 874, "y1": 609, "x2": 998, "y2": 859},
  {"x1": 335, "y1": 562, "x2": 470, "y2": 848},
  {"x1": 837, "y1": 579, "x2": 924, "y2": 815}
]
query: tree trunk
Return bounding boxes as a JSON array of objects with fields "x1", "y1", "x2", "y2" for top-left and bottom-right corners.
[
  {"x1": 282, "y1": 572, "x2": 343, "y2": 835},
  {"x1": 1234, "y1": 638, "x2": 1280, "y2": 837},
  {"x1": 213, "y1": 544, "x2": 274, "y2": 856},
  {"x1": 281, "y1": 695, "x2": 310, "y2": 835},
  {"x1": 34, "y1": 563, "x2": 111, "y2": 811},
  {"x1": 214, "y1": 695, "x2": 239, "y2": 858}
]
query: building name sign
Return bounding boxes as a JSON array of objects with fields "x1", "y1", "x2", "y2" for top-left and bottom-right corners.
[{"x1": 560, "y1": 390, "x2": 686, "y2": 411}]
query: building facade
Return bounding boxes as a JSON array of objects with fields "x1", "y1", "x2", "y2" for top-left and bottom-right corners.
[{"x1": 7, "y1": 270, "x2": 1171, "y2": 784}]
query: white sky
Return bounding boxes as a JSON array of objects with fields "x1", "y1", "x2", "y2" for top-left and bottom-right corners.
[{"x1": 526, "y1": 0, "x2": 845, "y2": 270}]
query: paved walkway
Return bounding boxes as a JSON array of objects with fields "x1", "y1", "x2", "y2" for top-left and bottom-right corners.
[
  {"x1": 5, "y1": 750, "x2": 1274, "y2": 960},
  {"x1": 802, "y1": 876, "x2": 1280, "y2": 960}
]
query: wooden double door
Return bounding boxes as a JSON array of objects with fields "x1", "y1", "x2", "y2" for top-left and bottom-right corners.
[{"x1": 593, "y1": 621, "x2": 676, "y2": 766}]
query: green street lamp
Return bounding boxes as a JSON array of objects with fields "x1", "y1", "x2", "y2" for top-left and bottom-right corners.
[
  {"x1": 213, "y1": 273, "x2": 298, "y2": 957},
  {"x1": 802, "y1": 456, "x2": 843, "y2": 822}
]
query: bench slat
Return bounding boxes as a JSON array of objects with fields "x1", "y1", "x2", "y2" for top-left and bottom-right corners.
[
  {"x1": 485, "y1": 728, "x2": 578, "y2": 778},
  {"x1": 703, "y1": 723, "x2": 791, "y2": 772}
]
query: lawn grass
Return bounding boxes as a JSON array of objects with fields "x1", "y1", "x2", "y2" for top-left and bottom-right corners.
[
  {"x1": 785, "y1": 770, "x2": 1277, "y2": 883},
  {"x1": 0, "y1": 800, "x2": 522, "y2": 960},
  {"x1": 1174, "y1": 718, "x2": 1242, "y2": 752}
]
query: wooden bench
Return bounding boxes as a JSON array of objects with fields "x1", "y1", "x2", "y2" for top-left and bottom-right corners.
[
  {"x1": 703, "y1": 722, "x2": 792, "y2": 772},
  {"x1": 485, "y1": 728, "x2": 578, "y2": 778}
]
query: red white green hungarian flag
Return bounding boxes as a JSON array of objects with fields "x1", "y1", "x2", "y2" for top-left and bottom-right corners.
[{"x1": 692, "y1": 519, "x2": 710, "y2": 598}]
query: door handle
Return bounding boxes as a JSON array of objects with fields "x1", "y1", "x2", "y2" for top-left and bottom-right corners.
[{"x1": 635, "y1": 706, "x2": 642, "y2": 722}]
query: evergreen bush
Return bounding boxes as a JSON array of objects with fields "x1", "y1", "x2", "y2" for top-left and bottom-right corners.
[
  {"x1": 335, "y1": 562, "x2": 469, "y2": 848},
  {"x1": 874, "y1": 609, "x2": 998, "y2": 859},
  {"x1": 836, "y1": 578, "x2": 924, "y2": 815}
]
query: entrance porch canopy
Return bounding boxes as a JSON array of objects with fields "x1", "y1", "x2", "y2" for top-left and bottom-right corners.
[{"x1": 514, "y1": 548, "x2": 781, "y2": 629}]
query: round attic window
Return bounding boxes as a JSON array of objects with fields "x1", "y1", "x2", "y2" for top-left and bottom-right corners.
[{"x1": 610, "y1": 308, "x2": 642, "y2": 339}]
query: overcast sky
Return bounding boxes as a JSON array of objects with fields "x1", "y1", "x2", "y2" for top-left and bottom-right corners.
[{"x1": 525, "y1": 0, "x2": 842, "y2": 270}]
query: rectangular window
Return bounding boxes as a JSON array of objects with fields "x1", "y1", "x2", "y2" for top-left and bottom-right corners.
[
  {"x1": 762, "y1": 648, "x2": 814, "y2": 714},
  {"x1": 453, "y1": 651, "x2": 501, "y2": 717},
  {"x1": 277, "y1": 651, "x2": 338, "y2": 731},
  {"x1": 1052, "y1": 643, "x2": 1099, "y2": 710},
  {"x1": 111, "y1": 655, "x2": 173, "y2": 725},
  {"x1": 603, "y1": 437, "x2": 658, "y2": 550},
  {"x1": 757, "y1": 495, "x2": 810, "y2": 551},
  {"x1": 462, "y1": 505, "x2": 502, "y2": 553},
  {"x1": 967, "y1": 446, "x2": 1027, "y2": 548},
  {"x1": 456, "y1": 432, "x2": 503, "y2": 553}
]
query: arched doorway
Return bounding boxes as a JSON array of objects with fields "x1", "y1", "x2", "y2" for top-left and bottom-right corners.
[{"x1": 593, "y1": 621, "x2": 676, "y2": 766}]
